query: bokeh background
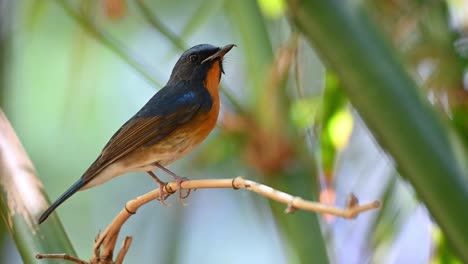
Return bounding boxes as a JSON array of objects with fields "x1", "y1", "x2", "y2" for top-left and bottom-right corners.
[{"x1": 1, "y1": 0, "x2": 467, "y2": 263}]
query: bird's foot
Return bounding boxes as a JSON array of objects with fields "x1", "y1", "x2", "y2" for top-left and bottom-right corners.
[
  {"x1": 146, "y1": 171, "x2": 171, "y2": 206},
  {"x1": 153, "y1": 163, "x2": 192, "y2": 206},
  {"x1": 174, "y1": 176, "x2": 191, "y2": 206}
]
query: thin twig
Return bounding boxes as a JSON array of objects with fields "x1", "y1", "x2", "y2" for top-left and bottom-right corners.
[
  {"x1": 114, "y1": 237, "x2": 133, "y2": 264},
  {"x1": 93, "y1": 176, "x2": 381, "y2": 261},
  {"x1": 35, "y1": 253, "x2": 88, "y2": 264}
]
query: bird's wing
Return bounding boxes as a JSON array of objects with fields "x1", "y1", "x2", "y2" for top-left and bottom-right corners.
[{"x1": 82, "y1": 84, "x2": 211, "y2": 183}]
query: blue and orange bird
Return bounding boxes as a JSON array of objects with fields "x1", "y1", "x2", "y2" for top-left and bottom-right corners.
[{"x1": 38, "y1": 44, "x2": 235, "y2": 224}]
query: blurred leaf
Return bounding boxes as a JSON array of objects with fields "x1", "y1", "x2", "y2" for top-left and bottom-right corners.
[
  {"x1": 452, "y1": 106, "x2": 468, "y2": 148},
  {"x1": 431, "y1": 226, "x2": 463, "y2": 264},
  {"x1": 366, "y1": 0, "x2": 468, "y2": 151},
  {"x1": 327, "y1": 109, "x2": 353, "y2": 151},
  {"x1": 289, "y1": 97, "x2": 320, "y2": 129},
  {"x1": 0, "y1": 220, "x2": 6, "y2": 258},
  {"x1": 257, "y1": 0, "x2": 286, "y2": 19},
  {"x1": 288, "y1": 0, "x2": 468, "y2": 261},
  {"x1": 26, "y1": 0, "x2": 51, "y2": 31},
  {"x1": 317, "y1": 72, "x2": 348, "y2": 174}
]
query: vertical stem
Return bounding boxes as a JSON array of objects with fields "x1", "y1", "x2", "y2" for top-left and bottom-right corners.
[{"x1": 0, "y1": 109, "x2": 77, "y2": 262}]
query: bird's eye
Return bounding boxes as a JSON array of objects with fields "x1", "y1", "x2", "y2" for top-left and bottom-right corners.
[{"x1": 189, "y1": 54, "x2": 198, "y2": 62}]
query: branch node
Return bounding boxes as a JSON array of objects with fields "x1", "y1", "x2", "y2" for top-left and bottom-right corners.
[
  {"x1": 124, "y1": 203, "x2": 136, "y2": 215},
  {"x1": 232, "y1": 176, "x2": 243, "y2": 190},
  {"x1": 164, "y1": 182, "x2": 176, "y2": 194},
  {"x1": 285, "y1": 196, "x2": 300, "y2": 214},
  {"x1": 346, "y1": 193, "x2": 359, "y2": 209}
]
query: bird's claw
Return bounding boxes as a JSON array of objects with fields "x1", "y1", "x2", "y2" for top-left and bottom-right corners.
[
  {"x1": 148, "y1": 166, "x2": 193, "y2": 206},
  {"x1": 147, "y1": 171, "x2": 171, "y2": 206},
  {"x1": 175, "y1": 176, "x2": 191, "y2": 206}
]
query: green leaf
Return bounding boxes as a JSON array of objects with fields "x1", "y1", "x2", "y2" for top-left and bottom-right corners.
[{"x1": 288, "y1": 0, "x2": 468, "y2": 261}]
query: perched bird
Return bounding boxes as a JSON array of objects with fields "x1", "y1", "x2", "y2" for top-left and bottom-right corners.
[{"x1": 38, "y1": 44, "x2": 235, "y2": 224}]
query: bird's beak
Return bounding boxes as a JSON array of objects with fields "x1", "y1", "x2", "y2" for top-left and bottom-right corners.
[{"x1": 202, "y1": 44, "x2": 236, "y2": 64}]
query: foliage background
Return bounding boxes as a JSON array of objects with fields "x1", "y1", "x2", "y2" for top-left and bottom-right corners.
[{"x1": 0, "y1": 0, "x2": 467, "y2": 263}]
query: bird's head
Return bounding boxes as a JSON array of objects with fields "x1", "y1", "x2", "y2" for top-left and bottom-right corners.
[{"x1": 168, "y1": 44, "x2": 235, "y2": 85}]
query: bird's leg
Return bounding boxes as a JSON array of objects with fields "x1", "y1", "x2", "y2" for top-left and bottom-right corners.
[
  {"x1": 146, "y1": 171, "x2": 170, "y2": 206},
  {"x1": 153, "y1": 163, "x2": 191, "y2": 206}
]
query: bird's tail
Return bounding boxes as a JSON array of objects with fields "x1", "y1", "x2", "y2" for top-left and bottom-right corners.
[{"x1": 38, "y1": 178, "x2": 85, "y2": 224}]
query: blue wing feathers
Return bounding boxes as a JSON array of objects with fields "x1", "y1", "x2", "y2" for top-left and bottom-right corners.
[{"x1": 136, "y1": 81, "x2": 212, "y2": 118}]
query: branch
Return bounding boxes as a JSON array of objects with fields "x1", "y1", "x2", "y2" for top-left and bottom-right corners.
[
  {"x1": 35, "y1": 253, "x2": 87, "y2": 264},
  {"x1": 36, "y1": 236, "x2": 133, "y2": 264},
  {"x1": 36, "y1": 176, "x2": 380, "y2": 263},
  {"x1": 93, "y1": 177, "x2": 380, "y2": 261}
]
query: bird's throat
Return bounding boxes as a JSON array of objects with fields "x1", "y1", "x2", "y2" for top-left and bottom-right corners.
[
  {"x1": 203, "y1": 61, "x2": 221, "y2": 111},
  {"x1": 203, "y1": 61, "x2": 221, "y2": 99}
]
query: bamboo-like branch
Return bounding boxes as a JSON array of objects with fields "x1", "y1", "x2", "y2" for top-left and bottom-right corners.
[
  {"x1": 36, "y1": 177, "x2": 381, "y2": 263},
  {"x1": 0, "y1": 110, "x2": 77, "y2": 261},
  {"x1": 93, "y1": 177, "x2": 380, "y2": 261}
]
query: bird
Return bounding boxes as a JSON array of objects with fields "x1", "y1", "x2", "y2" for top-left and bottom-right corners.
[{"x1": 38, "y1": 44, "x2": 235, "y2": 224}]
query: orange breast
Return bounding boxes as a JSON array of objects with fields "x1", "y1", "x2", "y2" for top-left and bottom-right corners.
[
  {"x1": 150, "y1": 62, "x2": 221, "y2": 164},
  {"x1": 193, "y1": 61, "x2": 221, "y2": 140},
  {"x1": 129, "y1": 62, "x2": 222, "y2": 166}
]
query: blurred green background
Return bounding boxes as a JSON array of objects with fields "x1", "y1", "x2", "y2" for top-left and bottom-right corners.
[{"x1": 0, "y1": 0, "x2": 467, "y2": 263}]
